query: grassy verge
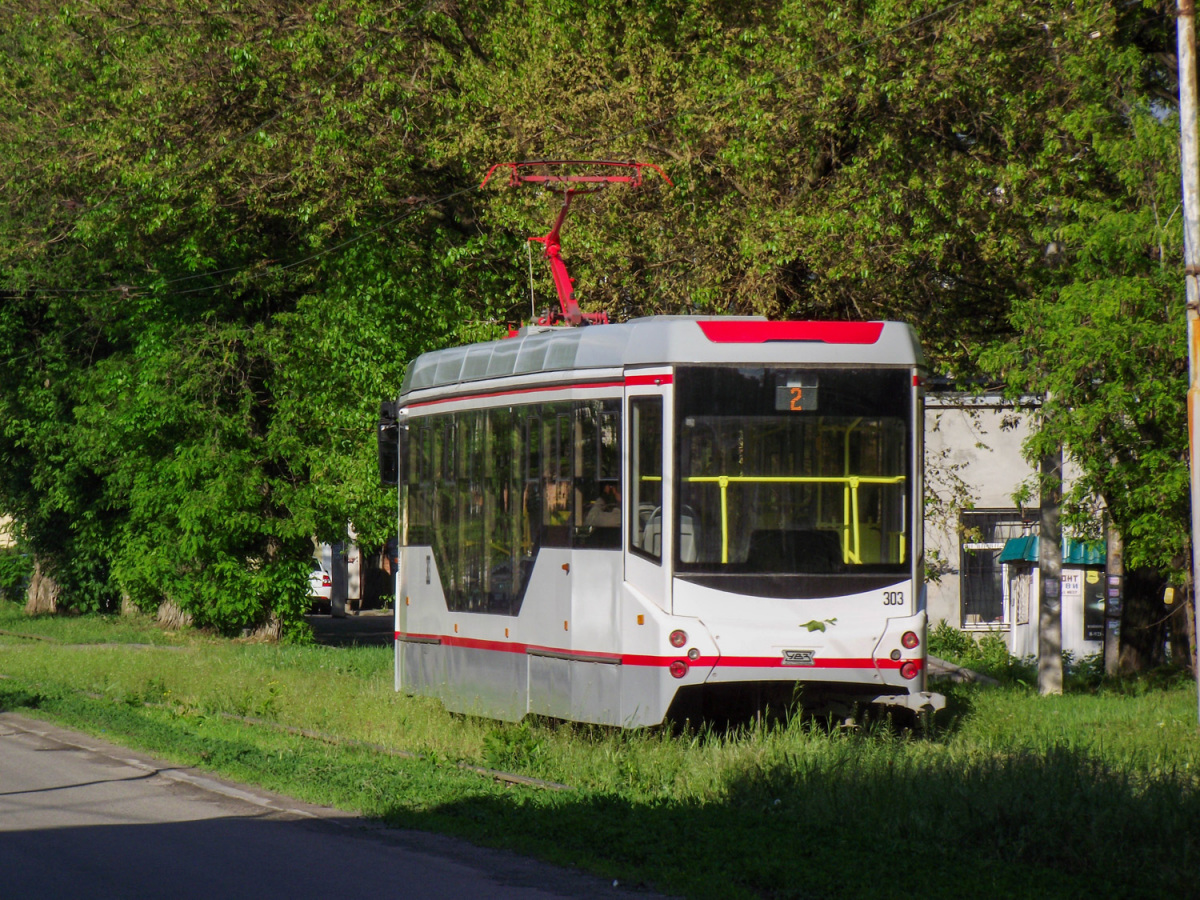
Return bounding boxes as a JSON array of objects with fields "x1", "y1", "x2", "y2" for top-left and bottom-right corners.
[{"x1": 2, "y1": 601, "x2": 1198, "y2": 899}]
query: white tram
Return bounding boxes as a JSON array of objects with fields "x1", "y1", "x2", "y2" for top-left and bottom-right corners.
[{"x1": 379, "y1": 316, "x2": 944, "y2": 726}]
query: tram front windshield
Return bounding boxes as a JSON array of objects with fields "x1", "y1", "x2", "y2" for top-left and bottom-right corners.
[{"x1": 675, "y1": 366, "x2": 911, "y2": 580}]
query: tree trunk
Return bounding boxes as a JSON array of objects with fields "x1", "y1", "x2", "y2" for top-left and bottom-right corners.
[
  {"x1": 1118, "y1": 566, "x2": 1167, "y2": 673},
  {"x1": 245, "y1": 613, "x2": 282, "y2": 642},
  {"x1": 1038, "y1": 445, "x2": 1063, "y2": 695},
  {"x1": 1104, "y1": 518, "x2": 1123, "y2": 677},
  {"x1": 24, "y1": 559, "x2": 59, "y2": 615},
  {"x1": 156, "y1": 599, "x2": 193, "y2": 630},
  {"x1": 1167, "y1": 585, "x2": 1195, "y2": 674}
]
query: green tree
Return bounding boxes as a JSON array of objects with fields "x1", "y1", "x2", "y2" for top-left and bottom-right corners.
[
  {"x1": 983, "y1": 4, "x2": 1188, "y2": 670},
  {"x1": 0, "y1": 0, "x2": 1189, "y2": 653}
]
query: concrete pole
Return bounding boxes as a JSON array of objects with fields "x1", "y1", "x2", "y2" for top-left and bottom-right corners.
[
  {"x1": 1178, "y1": 0, "x2": 1200, "y2": 723},
  {"x1": 1038, "y1": 445, "x2": 1063, "y2": 695},
  {"x1": 1104, "y1": 516, "x2": 1123, "y2": 678}
]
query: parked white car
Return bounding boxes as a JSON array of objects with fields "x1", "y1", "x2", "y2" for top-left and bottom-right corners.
[{"x1": 308, "y1": 559, "x2": 332, "y2": 611}]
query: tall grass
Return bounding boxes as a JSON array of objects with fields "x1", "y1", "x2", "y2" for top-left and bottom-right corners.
[{"x1": 2, "y1": 600, "x2": 1198, "y2": 899}]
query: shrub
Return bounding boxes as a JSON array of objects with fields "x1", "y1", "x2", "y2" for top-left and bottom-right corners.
[
  {"x1": 0, "y1": 549, "x2": 32, "y2": 603},
  {"x1": 928, "y1": 620, "x2": 1036, "y2": 685}
]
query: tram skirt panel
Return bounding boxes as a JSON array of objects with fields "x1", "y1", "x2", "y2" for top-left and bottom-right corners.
[{"x1": 441, "y1": 642, "x2": 529, "y2": 721}]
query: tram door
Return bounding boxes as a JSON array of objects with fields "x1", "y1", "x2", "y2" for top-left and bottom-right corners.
[{"x1": 625, "y1": 372, "x2": 673, "y2": 611}]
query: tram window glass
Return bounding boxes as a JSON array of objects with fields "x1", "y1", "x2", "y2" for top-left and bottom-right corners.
[
  {"x1": 522, "y1": 412, "x2": 542, "y2": 561},
  {"x1": 543, "y1": 404, "x2": 573, "y2": 547},
  {"x1": 485, "y1": 407, "x2": 522, "y2": 613},
  {"x1": 407, "y1": 422, "x2": 433, "y2": 545},
  {"x1": 675, "y1": 367, "x2": 910, "y2": 577},
  {"x1": 404, "y1": 399, "x2": 625, "y2": 614},
  {"x1": 441, "y1": 420, "x2": 456, "y2": 483},
  {"x1": 630, "y1": 396, "x2": 664, "y2": 562},
  {"x1": 576, "y1": 400, "x2": 622, "y2": 549},
  {"x1": 599, "y1": 409, "x2": 619, "y2": 481}
]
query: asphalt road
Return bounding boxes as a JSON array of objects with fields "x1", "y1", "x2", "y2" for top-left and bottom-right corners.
[{"x1": 0, "y1": 713, "x2": 663, "y2": 900}]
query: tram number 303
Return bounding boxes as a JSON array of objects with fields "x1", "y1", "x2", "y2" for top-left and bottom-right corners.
[{"x1": 882, "y1": 591, "x2": 906, "y2": 606}]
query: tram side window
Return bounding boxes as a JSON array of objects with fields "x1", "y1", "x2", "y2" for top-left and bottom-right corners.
[
  {"x1": 405, "y1": 399, "x2": 624, "y2": 615},
  {"x1": 523, "y1": 413, "x2": 543, "y2": 561},
  {"x1": 406, "y1": 422, "x2": 434, "y2": 546},
  {"x1": 543, "y1": 404, "x2": 573, "y2": 547},
  {"x1": 630, "y1": 396, "x2": 664, "y2": 561},
  {"x1": 575, "y1": 400, "x2": 622, "y2": 549},
  {"x1": 485, "y1": 407, "x2": 523, "y2": 615}
]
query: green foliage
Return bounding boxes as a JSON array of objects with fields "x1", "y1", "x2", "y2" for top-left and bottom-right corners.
[
  {"x1": 3, "y1": 613, "x2": 1200, "y2": 900},
  {"x1": 928, "y1": 620, "x2": 1036, "y2": 684},
  {"x1": 482, "y1": 721, "x2": 545, "y2": 771},
  {"x1": 0, "y1": 0, "x2": 1186, "y2": 631},
  {"x1": 927, "y1": 619, "x2": 977, "y2": 658},
  {"x1": 0, "y1": 550, "x2": 32, "y2": 603},
  {"x1": 979, "y1": 7, "x2": 1188, "y2": 576}
]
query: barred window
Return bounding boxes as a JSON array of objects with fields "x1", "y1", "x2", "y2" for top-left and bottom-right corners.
[{"x1": 960, "y1": 510, "x2": 1032, "y2": 627}]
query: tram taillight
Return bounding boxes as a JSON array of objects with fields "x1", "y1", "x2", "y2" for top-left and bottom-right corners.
[
  {"x1": 669, "y1": 660, "x2": 689, "y2": 678},
  {"x1": 899, "y1": 661, "x2": 919, "y2": 680},
  {"x1": 669, "y1": 629, "x2": 688, "y2": 648},
  {"x1": 901, "y1": 631, "x2": 920, "y2": 649}
]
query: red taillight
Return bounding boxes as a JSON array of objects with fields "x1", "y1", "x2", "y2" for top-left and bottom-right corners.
[
  {"x1": 901, "y1": 631, "x2": 919, "y2": 649},
  {"x1": 321, "y1": 574, "x2": 331, "y2": 587},
  {"x1": 669, "y1": 660, "x2": 689, "y2": 679},
  {"x1": 900, "y1": 660, "x2": 919, "y2": 680},
  {"x1": 669, "y1": 629, "x2": 688, "y2": 648}
]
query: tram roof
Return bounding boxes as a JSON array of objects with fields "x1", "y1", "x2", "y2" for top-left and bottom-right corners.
[{"x1": 399, "y1": 316, "x2": 923, "y2": 397}]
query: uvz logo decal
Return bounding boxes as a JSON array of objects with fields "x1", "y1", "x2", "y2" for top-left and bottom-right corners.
[{"x1": 782, "y1": 649, "x2": 816, "y2": 666}]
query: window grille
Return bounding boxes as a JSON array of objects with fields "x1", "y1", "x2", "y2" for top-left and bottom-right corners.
[{"x1": 960, "y1": 510, "x2": 1034, "y2": 627}]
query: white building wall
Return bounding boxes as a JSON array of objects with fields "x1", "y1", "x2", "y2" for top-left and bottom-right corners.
[
  {"x1": 924, "y1": 395, "x2": 1036, "y2": 633},
  {"x1": 923, "y1": 392, "x2": 1103, "y2": 659}
]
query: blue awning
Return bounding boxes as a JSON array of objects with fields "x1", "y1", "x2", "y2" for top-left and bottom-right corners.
[{"x1": 998, "y1": 535, "x2": 1106, "y2": 566}]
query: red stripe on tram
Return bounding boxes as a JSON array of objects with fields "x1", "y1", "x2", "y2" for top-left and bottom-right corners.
[
  {"x1": 697, "y1": 321, "x2": 885, "y2": 344},
  {"x1": 405, "y1": 372, "x2": 680, "y2": 409},
  {"x1": 394, "y1": 632, "x2": 911, "y2": 671},
  {"x1": 408, "y1": 379, "x2": 623, "y2": 408}
]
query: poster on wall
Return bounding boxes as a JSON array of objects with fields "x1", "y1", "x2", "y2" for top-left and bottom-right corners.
[
  {"x1": 1106, "y1": 574, "x2": 1123, "y2": 618},
  {"x1": 1083, "y1": 569, "x2": 1105, "y2": 642},
  {"x1": 1061, "y1": 571, "x2": 1082, "y2": 599},
  {"x1": 1011, "y1": 573, "x2": 1030, "y2": 626}
]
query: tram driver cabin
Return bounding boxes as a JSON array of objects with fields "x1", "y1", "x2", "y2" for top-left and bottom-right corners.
[{"x1": 378, "y1": 316, "x2": 943, "y2": 727}]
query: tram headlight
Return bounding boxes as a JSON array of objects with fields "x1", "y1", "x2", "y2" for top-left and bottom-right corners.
[
  {"x1": 669, "y1": 660, "x2": 689, "y2": 679},
  {"x1": 687, "y1": 648, "x2": 700, "y2": 661},
  {"x1": 669, "y1": 629, "x2": 688, "y2": 648},
  {"x1": 899, "y1": 660, "x2": 919, "y2": 680},
  {"x1": 901, "y1": 631, "x2": 920, "y2": 650}
]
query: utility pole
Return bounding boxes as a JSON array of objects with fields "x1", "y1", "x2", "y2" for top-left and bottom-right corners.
[
  {"x1": 1104, "y1": 516, "x2": 1123, "y2": 677},
  {"x1": 1178, "y1": 0, "x2": 1200, "y2": 724},
  {"x1": 1038, "y1": 445, "x2": 1063, "y2": 695}
]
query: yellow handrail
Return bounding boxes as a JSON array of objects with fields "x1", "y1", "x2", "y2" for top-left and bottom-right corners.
[{"x1": 683, "y1": 474, "x2": 906, "y2": 564}]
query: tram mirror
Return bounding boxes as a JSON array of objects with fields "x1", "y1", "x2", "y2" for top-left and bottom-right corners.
[
  {"x1": 377, "y1": 400, "x2": 401, "y2": 486},
  {"x1": 774, "y1": 374, "x2": 819, "y2": 412}
]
